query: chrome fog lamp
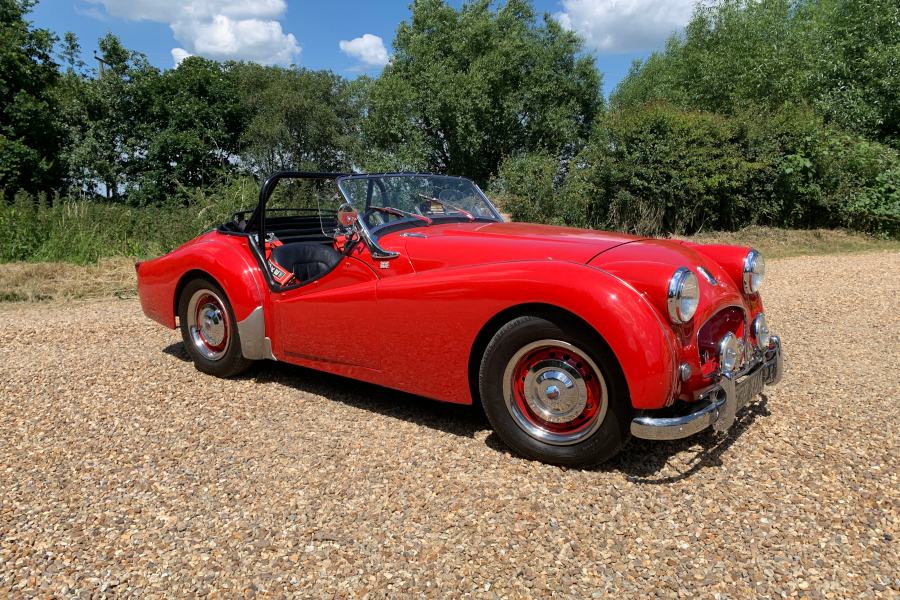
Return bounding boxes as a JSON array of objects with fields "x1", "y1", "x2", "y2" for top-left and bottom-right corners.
[
  {"x1": 716, "y1": 332, "x2": 741, "y2": 374},
  {"x1": 751, "y1": 313, "x2": 770, "y2": 351},
  {"x1": 743, "y1": 250, "x2": 766, "y2": 294},
  {"x1": 667, "y1": 267, "x2": 700, "y2": 324}
]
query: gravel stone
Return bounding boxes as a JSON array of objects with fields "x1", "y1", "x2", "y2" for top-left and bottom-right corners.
[{"x1": 1, "y1": 251, "x2": 898, "y2": 599}]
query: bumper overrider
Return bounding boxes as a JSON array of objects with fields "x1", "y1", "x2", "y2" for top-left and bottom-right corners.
[{"x1": 631, "y1": 336, "x2": 783, "y2": 440}]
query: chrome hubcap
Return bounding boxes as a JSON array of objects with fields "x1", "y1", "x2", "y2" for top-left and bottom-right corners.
[
  {"x1": 186, "y1": 289, "x2": 230, "y2": 361},
  {"x1": 524, "y1": 363, "x2": 587, "y2": 423},
  {"x1": 199, "y1": 303, "x2": 225, "y2": 347}
]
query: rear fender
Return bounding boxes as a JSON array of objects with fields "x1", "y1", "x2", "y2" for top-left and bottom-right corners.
[{"x1": 137, "y1": 240, "x2": 271, "y2": 359}]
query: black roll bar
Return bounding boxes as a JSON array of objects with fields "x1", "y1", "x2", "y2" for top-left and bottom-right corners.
[{"x1": 243, "y1": 171, "x2": 351, "y2": 251}]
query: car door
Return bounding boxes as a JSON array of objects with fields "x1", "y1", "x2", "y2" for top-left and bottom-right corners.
[
  {"x1": 272, "y1": 236, "x2": 415, "y2": 375},
  {"x1": 273, "y1": 250, "x2": 381, "y2": 372}
]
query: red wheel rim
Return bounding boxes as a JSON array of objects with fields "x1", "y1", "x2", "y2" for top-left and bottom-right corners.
[
  {"x1": 502, "y1": 340, "x2": 608, "y2": 445},
  {"x1": 187, "y1": 289, "x2": 231, "y2": 361}
]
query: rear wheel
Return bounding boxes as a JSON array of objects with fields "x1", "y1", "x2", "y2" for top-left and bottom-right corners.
[
  {"x1": 479, "y1": 314, "x2": 631, "y2": 467},
  {"x1": 178, "y1": 277, "x2": 253, "y2": 377}
]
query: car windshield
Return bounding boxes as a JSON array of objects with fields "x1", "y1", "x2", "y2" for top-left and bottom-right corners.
[{"x1": 335, "y1": 174, "x2": 501, "y2": 232}]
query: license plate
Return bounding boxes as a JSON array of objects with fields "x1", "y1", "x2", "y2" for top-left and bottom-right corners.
[{"x1": 736, "y1": 367, "x2": 766, "y2": 408}]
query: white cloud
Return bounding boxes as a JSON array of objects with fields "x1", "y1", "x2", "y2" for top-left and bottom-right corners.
[
  {"x1": 171, "y1": 47, "x2": 193, "y2": 66},
  {"x1": 339, "y1": 34, "x2": 390, "y2": 66},
  {"x1": 86, "y1": 0, "x2": 300, "y2": 64},
  {"x1": 555, "y1": 0, "x2": 696, "y2": 54}
]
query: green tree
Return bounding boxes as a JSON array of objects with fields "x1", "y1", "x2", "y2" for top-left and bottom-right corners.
[
  {"x1": 497, "y1": 102, "x2": 900, "y2": 236},
  {"x1": 812, "y1": 0, "x2": 900, "y2": 143},
  {"x1": 0, "y1": 0, "x2": 62, "y2": 194},
  {"x1": 612, "y1": 0, "x2": 900, "y2": 145},
  {"x1": 128, "y1": 56, "x2": 244, "y2": 205},
  {"x1": 237, "y1": 63, "x2": 360, "y2": 176},
  {"x1": 58, "y1": 33, "x2": 161, "y2": 200},
  {"x1": 365, "y1": 0, "x2": 603, "y2": 184}
]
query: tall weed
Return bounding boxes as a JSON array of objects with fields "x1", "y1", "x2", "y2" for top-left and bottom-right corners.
[{"x1": 0, "y1": 176, "x2": 263, "y2": 264}]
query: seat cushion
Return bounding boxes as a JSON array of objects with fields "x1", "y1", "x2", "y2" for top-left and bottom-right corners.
[{"x1": 270, "y1": 243, "x2": 342, "y2": 283}]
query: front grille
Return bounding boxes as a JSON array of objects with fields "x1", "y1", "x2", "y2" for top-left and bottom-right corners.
[{"x1": 697, "y1": 306, "x2": 746, "y2": 375}]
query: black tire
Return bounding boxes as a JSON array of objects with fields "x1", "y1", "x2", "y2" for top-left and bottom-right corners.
[
  {"x1": 479, "y1": 314, "x2": 631, "y2": 468},
  {"x1": 178, "y1": 276, "x2": 254, "y2": 378}
]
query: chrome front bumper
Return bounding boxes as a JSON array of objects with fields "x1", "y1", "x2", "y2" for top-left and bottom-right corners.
[{"x1": 631, "y1": 336, "x2": 783, "y2": 441}]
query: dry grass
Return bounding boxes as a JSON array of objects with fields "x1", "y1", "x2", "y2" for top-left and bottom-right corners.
[
  {"x1": 676, "y1": 225, "x2": 900, "y2": 259},
  {"x1": 1, "y1": 227, "x2": 897, "y2": 303},
  {"x1": 0, "y1": 257, "x2": 137, "y2": 303}
]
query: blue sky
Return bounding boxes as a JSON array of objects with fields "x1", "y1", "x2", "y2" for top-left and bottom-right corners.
[{"x1": 29, "y1": 0, "x2": 697, "y2": 95}]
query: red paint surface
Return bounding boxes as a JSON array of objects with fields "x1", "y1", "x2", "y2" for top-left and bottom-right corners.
[
  {"x1": 375, "y1": 260, "x2": 675, "y2": 408},
  {"x1": 275, "y1": 257, "x2": 380, "y2": 371},
  {"x1": 137, "y1": 222, "x2": 771, "y2": 411},
  {"x1": 137, "y1": 234, "x2": 266, "y2": 329}
]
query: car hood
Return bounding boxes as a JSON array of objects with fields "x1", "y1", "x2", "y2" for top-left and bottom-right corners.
[{"x1": 391, "y1": 221, "x2": 646, "y2": 271}]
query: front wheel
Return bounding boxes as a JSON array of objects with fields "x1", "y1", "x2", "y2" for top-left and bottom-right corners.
[
  {"x1": 479, "y1": 314, "x2": 631, "y2": 467},
  {"x1": 178, "y1": 277, "x2": 254, "y2": 378}
]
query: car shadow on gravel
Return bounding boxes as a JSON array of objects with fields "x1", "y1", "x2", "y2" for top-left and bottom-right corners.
[
  {"x1": 165, "y1": 342, "x2": 497, "y2": 439},
  {"x1": 164, "y1": 342, "x2": 772, "y2": 480},
  {"x1": 163, "y1": 342, "x2": 191, "y2": 361},
  {"x1": 604, "y1": 397, "x2": 773, "y2": 484}
]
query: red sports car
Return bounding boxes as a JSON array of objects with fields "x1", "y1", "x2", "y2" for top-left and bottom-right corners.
[{"x1": 137, "y1": 172, "x2": 783, "y2": 467}]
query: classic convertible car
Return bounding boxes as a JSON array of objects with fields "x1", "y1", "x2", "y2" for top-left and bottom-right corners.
[{"x1": 137, "y1": 172, "x2": 783, "y2": 467}]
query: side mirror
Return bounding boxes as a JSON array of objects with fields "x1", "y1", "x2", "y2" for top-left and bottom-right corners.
[{"x1": 337, "y1": 203, "x2": 358, "y2": 227}]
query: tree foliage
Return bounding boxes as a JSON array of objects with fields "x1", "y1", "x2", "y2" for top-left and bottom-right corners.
[
  {"x1": 612, "y1": 0, "x2": 900, "y2": 145},
  {"x1": 1, "y1": 0, "x2": 898, "y2": 243},
  {"x1": 238, "y1": 64, "x2": 359, "y2": 176},
  {"x1": 0, "y1": 0, "x2": 61, "y2": 193},
  {"x1": 364, "y1": 0, "x2": 603, "y2": 183},
  {"x1": 498, "y1": 102, "x2": 900, "y2": 237}
]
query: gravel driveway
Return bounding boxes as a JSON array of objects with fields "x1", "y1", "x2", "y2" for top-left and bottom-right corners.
[{"x1": 1, "y1": 252, "x2": 898, "y2": 600}]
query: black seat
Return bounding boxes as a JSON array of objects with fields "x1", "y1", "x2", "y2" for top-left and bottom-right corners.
[{"x1": 270, "y1": 243, "x2": 342, "y2": 283}]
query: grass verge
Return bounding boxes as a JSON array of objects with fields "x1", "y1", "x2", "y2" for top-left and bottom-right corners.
[
  {"x1": 676, "y1": 226, "x2": 900, "y2": 259},
  {"x1": 1, "y1": 227, "x2": 897, "y2": 303},
  {"x1": 0, "y1": 258, "x2": 137, "y2": 303}
]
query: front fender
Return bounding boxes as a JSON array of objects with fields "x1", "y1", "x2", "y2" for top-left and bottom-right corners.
[{"x1": 377, "y1": 260, "x2": 676, "y2": 409}]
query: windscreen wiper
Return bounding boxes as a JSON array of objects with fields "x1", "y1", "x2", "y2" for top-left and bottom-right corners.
[
  {"x1": 369, "y1": 205, "x2": 433, "y2": 225},
  {"x1": 417, "y1": 194, "x2": 475, "y2": 221}
]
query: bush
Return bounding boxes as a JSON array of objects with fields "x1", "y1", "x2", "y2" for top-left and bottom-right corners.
[{"x1": 494, "y1": 102, "x2": 900, "y2": 237}]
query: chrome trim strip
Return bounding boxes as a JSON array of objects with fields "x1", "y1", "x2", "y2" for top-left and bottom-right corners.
[
  {"x1": 631, "y1": 397, "x2": 725, "y2": 441},
  {"x1": 743, "y1": 249, "x2": 762, "y2": 294},
  {"x1": 263, "y1": 337, "x2": 276, "y2": 361},
  {"x1": 696, "y1": 265, "x2": 718, "y2": 286},
  {"x1": 712, "y1": 371, "x2": 738, "y2": 432},
  {"x1": 236, "y1": 306, "x2": 276, "y2": 361},
  {"x1": 768, "y1": 335, "x2": 783, "y2": 385},
  {"x1": 631, "y1": 336, "x2": 782, "y2": 440}
]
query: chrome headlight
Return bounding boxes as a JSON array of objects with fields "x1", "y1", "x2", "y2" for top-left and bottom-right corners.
[
  {"x1": 743, "y1": 249, "x2": 765, "y2": 294},
  {"x1": 717, "y1": 332, "x2": 741, "y2": 373},
  {"x1": 751, "y1": 313, "x2": 770, "y2": 351},
  {"x1": 667, "y1": 267, "x2": 700, "y2": 323}
]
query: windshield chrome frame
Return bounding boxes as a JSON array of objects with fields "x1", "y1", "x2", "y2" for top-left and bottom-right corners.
[{"x1": 335, "y1": 173, "x2": 504, "y2": 243}]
